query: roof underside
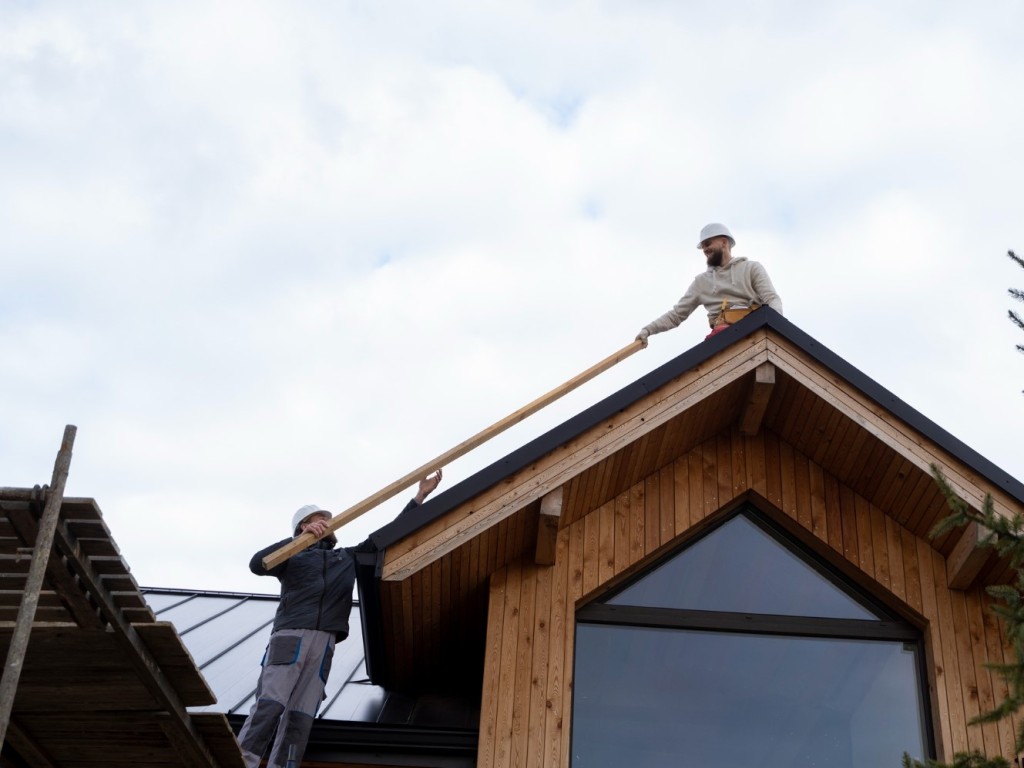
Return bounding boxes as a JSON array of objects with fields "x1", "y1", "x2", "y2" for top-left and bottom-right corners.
[{"x1": 359, "y1": 310, "x2": 1024, "y2": 692}]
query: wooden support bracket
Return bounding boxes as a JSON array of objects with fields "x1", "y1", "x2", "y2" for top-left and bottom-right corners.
[
  {"x1": 534, "y1": 487, "x2": 563, "y2": 566},
  {"x1": 740, "y1": 362, "x2": 775, "y2": 436},
  {"x1": 947, "y1": 520, "x2": 990, "y2": 590}
]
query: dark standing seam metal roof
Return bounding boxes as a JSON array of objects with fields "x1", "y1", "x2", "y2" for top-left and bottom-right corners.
[
  {"x1": 141, "y1": 586, "x2": 479, "y2": 766},
  {"x1": 356, "y1": 308, "x2": 1024, "y2": 683},
  {"x1": 140, "y1": 587, "x2": 388, "y2": 721}
]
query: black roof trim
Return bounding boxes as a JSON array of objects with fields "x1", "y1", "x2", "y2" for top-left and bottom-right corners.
[
  {"x1": 371, "y1": 309, "x2": 1023, "y2": 553},
  {"x1": 227, "y1": 715, "x2": 477, "y2": 768}
]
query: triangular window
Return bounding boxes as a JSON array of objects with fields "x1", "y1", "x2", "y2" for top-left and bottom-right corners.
[{"x1": 606, "y1": 513, "x2": 878, "y2": 620}]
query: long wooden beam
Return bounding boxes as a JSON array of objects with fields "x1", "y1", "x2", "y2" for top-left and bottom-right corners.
[
  {"x1": 262, "y1": 340, "x2": 645, "y2": 570},
  {"x1": 383, "y1": 336, "x2": 772, "y2": 580},
  {"x1": 946, "y1": 521, "x2": 989, "y2": 590}
]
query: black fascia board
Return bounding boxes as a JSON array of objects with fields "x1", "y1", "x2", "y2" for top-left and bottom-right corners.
[
  {"x1": 226, "y1": 714, "x2": 478, "y2": 767},
  {"x1": 371, "y1": 308, "x2": 1024, "y2": 554}
]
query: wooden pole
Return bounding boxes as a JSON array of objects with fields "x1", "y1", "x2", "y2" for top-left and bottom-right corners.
[
  {"x1": 0, "y1": 425, "x2": 77, "y2": 748},
  {"x1": 263, "y1": 340, "x2": 644, "y2": 570}
]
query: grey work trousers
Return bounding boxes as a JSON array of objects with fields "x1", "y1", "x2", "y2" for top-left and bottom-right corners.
[{"x1": 237, "y1": 628, "x2": 336, "y2": 768}]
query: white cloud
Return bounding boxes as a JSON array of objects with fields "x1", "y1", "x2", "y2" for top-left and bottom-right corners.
[{"x1": 1, "y1": 1, "x2": 1022, "y2": 592}]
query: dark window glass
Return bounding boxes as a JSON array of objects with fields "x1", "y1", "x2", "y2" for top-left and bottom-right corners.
[
  {"x1": 573, "y1": 625, "x2": 927, "y2": 768},
  {"x1": 607, "y1": 514, "x2": 876, "y2": 620},
  {"x1": 574, "y1": 509, "x2": 931, "y2": 766}
]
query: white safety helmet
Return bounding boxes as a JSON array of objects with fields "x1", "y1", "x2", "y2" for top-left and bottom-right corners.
[
  {"x1": 291, "y1": 504, "x2": 331, "y2": 535},
  {"x1": 697, "y1": 223, "x2": 735, "y2": 248}
]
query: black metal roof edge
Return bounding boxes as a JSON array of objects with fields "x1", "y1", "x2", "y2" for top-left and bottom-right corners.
[
  {"x1": 371, "y1": 309, "x2": 1023, "y2": 556},
  {"x1": 225, "y1": 713, "x2": 478, "y2": 753},
  {"x1": 355, "y1": 551, "x2": 388, "y2": 686}
]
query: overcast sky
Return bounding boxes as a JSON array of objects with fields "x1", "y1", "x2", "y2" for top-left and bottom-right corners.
[{"x1": 2, "y1": 1, "x2": 1022, "y2": 593}]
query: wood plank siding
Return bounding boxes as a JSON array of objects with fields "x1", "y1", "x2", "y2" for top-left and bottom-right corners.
[{"x1": 478, "y1": 429, "x2": 1020, "y2": 767}]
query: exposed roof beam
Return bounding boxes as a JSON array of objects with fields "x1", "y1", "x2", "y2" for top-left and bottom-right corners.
[
  {"x1": 946, "y1": 520, "x2": 990, "y2": 590},
  {"x1": 740, "y1": 362, "x2": 776, "y2": 436},
  {"x1": 534, "y1": 487, "x2": 563, "y2": 567}
]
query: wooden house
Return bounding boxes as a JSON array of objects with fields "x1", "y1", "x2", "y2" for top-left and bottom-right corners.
[{"x1": 349, "y1": 308, "x2": 1024, "y2": 767}]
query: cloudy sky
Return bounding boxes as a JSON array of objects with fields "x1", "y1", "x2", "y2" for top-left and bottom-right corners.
[{"x1": 2, "y1": 1, "x2": 1022, "y2": 593}]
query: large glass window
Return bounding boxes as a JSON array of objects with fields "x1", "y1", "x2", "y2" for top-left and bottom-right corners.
[{"x1": 572, "y1": 509, "x2": 932, "y2": 768}]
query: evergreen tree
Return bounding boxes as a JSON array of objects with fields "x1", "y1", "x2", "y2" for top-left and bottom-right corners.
[{"x1": 904, "y1": 250, "x2": 1023, "y2": 768}]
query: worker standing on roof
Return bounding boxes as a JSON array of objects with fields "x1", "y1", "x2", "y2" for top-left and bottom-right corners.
[
  {"x1": 237, "y1": 470, "x2": 443, "y2": 768},
  {"x1": 636, "y1": 223, "x2": 783, "y2": 345}
]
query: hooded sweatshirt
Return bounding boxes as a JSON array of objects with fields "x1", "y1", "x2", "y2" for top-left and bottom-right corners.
[{"x1": 642, "y1": 256, "x2": 783, "y2": 334}]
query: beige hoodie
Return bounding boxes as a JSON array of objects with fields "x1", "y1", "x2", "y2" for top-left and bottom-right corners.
[{"x1": 642, "y1": 257, "x2": 783, "y2": 334}]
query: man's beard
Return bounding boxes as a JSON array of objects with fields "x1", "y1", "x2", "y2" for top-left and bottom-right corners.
[{"x1": 706, "y1": 248, "x2": 724, "y2": 267}]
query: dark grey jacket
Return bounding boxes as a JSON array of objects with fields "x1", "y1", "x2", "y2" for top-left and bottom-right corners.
[{"x1": 250, "y1": 499, "x2": 417, "y2": 640}]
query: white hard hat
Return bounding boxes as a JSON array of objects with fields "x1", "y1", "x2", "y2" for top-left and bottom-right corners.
[
  {"x1": 291, "y1": 504, "x2": 331, "y2": 535},
  {"x1": 697, "y1": 223, "x2": 735, "y2": 248}
]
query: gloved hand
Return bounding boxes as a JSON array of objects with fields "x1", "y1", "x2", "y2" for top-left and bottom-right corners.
[{"x1": 635, "y1": 328, "x2": 650, "y2": 348}]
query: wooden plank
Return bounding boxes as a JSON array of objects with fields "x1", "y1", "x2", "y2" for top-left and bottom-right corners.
[
  {"x1": 613, "y1": 492, "x2": 629, "y2": 577},
  {"x1": 264, "y1": 340, "x2": 646, "y2": 569},
  {"x1": 949, "y1": 589, "x2": 984, "y2": 755},
  {"x1": 739, "y1": 362, "x2": 775, "y2": 435},
  {"x1": 542, "y1": 528, "x2": 570, "y2": 768},
  {"x1": 582, "y1": 512, "x2": 600, "y2": 598},
  {"x1": 659, "y1": 465, "x2": 675, "y2": 548},
  {"x1": 715, "y1": 433, "x2": 732, "y2": 516},
  {"x1": 560, "y1": 520, "x2": 585, "y2": 768},
  {"x1": 383, "y1": 337, "x2": 772, "y2": 579},
  {"x1": 932, "y1": 547, "x2": 969, "y2": 755},
  {"x1": 479, "y1": 567, "x2": 507, "y2": 768},
  {"x1": 793, "y1": 450, "x2": 812, "y2": 532},
  {"x1": 984, "y1": 594, "x2": 1018, "y2": 758},
  {"x1": 885, "y1": 515, "x2": 906, "y2": 604},
  {"x1": 964, "y1": 589, "x2": 1001, "y2": 757},
  {"x1": 854, "y1": 495, "x2": 875, "y2": 578},
  {"x1": 778, "y1": 439, "x2": 797, "y2": 521},
  {"x1": 4, "y1": 717, "x2": 57, "y2": 767},
  {"x1": 701, "y1": 439, "x2": 719, "y2": 520},
  {"x1": 688, "y1": 449, "x2": 704, "y2": 525},
  {"x1": 919, "y1": 539, "x2": 954, "y2": 759},
  {"x1": 901, "y1": 527, "x2": 924, "y2": 615},
  {"x1": 870, "y1": 503, "x2": 891, "y2": 591},
  {"x1": 535, "y1": 488, "x2": 563, "y2": 567},
  {"x1": 673, "y1": 456, "x2": 690, "y2": 539},
  {"x1": 629, "y1": 481, "x2": 645, "y2": 566},
  {"x1": 946, "y1": 521, "x2": 989, "y2": 590},
  {"x1": 823, "y1": 470, "x2": 844, "y2": 556},
  {"x1": 809, "y1": 460, "x2": 828, "y2": 543},
  {"x1": 526, "y1": 563, "x2": 553, "y2": 768},
  {"x1": 598, "y1": 501, "x2": 615, "y2": 586},
  {"x1": 493, "y1": 561, "x2": 523, "y2": 768},
  {"x1": 510, "y1": 564, "x2": 537, "y2": 768},
  {"x1": 644, "y1": 476, "x2": 660, "y2": 557},
  {"x1": 839, "y1": 484, "x2": 859, "y2": 568}
]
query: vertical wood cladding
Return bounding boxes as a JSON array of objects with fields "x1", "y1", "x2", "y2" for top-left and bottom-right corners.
[{"x1": 478, "y1": 428, "x2": 1019, "y2": 768}]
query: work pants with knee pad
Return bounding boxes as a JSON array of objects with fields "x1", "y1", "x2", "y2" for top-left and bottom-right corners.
[{"x1": 237, "y1": 628, "x2": 335, "y2": 768}]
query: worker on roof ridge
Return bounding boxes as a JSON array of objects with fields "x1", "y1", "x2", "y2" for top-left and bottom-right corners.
[
  {"x1": 636, "y1": 223, "x2": 783, "y2": 345},
  {"x1": 237, "y1": 469, "x2": 443, "y2": 768}
]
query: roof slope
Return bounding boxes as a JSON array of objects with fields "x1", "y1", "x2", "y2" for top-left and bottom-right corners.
[{"x1": 356, "y1": 308, "x2": 1024, "y2": 691}]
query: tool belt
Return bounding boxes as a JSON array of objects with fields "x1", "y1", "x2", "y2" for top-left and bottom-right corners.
[{"x1": 715, "y1": 302, "x2": 761, "y2": 326}]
